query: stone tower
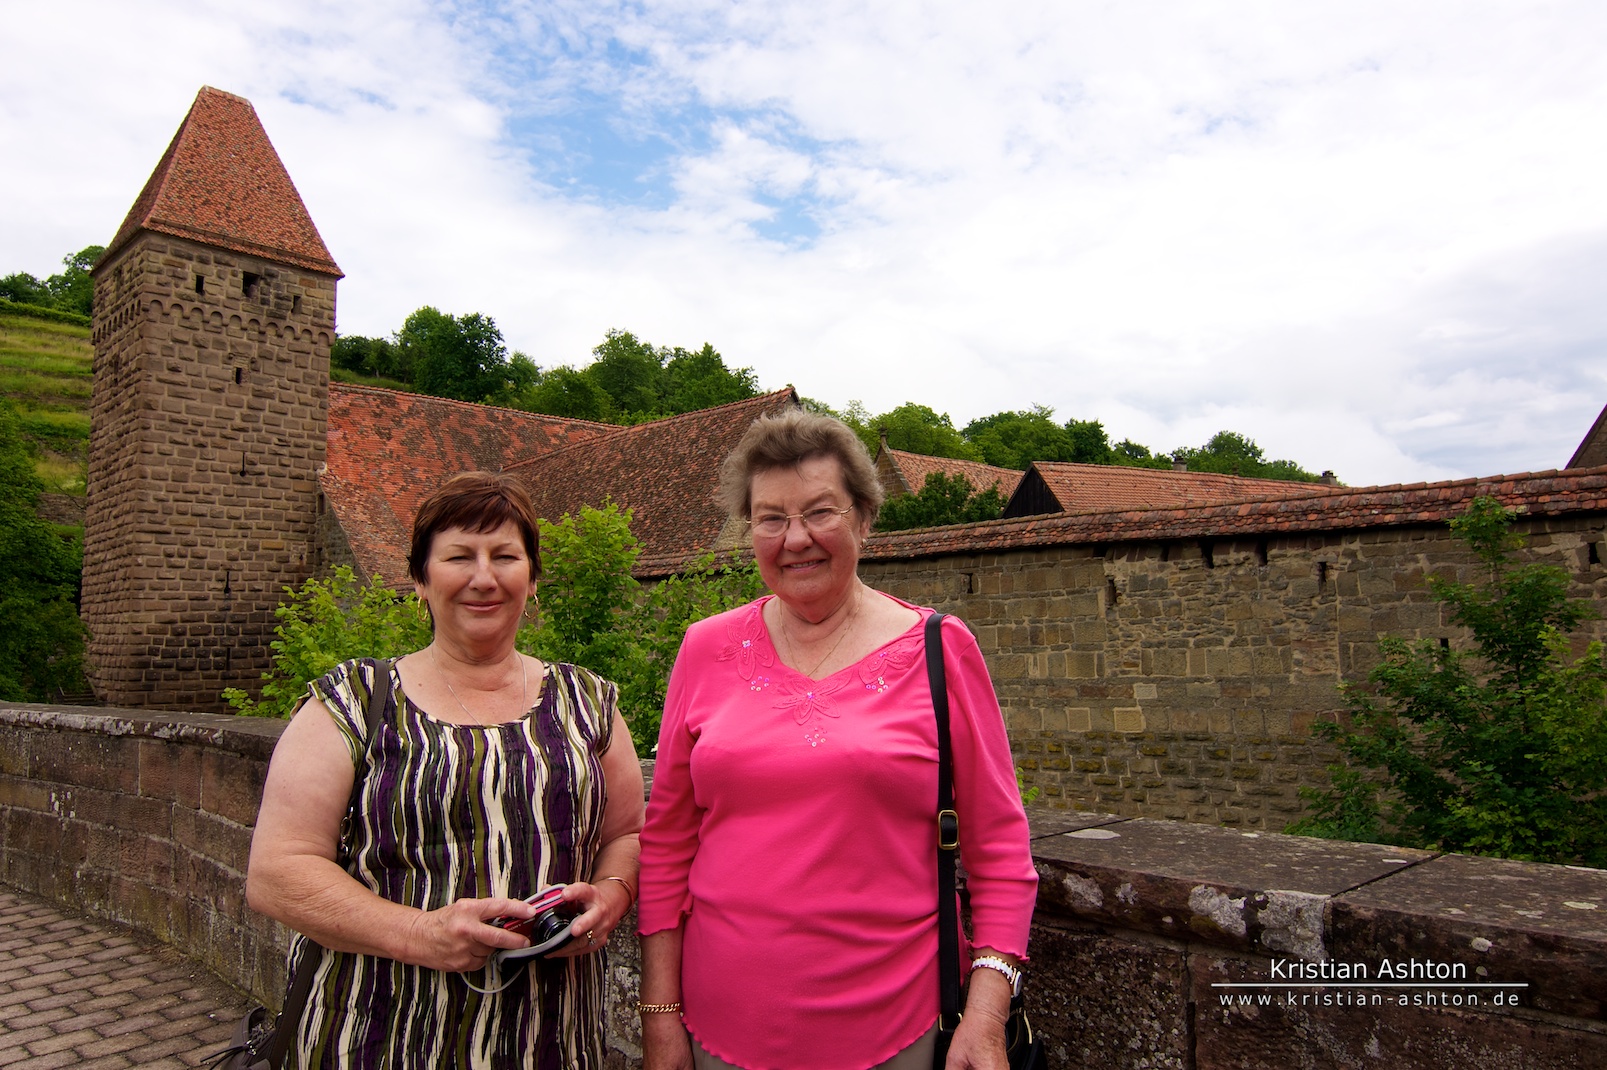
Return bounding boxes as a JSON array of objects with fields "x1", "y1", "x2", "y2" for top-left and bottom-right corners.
[{"x1": 84, "y1": 87, "x2": 342, "y2": 711}]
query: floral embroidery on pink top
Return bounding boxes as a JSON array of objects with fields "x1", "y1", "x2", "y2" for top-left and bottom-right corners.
[
  {"x1": 716, "y1": 609, "x2": 774, "y2": 686},
  {"x1": 857, "y1": 638, "x2": 922, "y2": 694}
]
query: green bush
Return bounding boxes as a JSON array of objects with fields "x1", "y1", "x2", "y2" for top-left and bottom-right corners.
[
  {"x1": 1289, "y1": 497, "x2": 1607, "y2": 866},
  {"x1": 0, "y1": 400, "x2": 85, "y2": 700},
  {"x1": 223, "y1": 566, "x2": 431, "y2": 717}
]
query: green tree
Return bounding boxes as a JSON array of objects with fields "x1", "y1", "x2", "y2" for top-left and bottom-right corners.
[
  {"x1": 1289, "y1": 497, "x2": 1607, "y2": 865},
  {"x1": 663, "y1": 343, "x2": 760, "y2": 413},
  {"x1": 1172, "y1": 430, "x2": 1320, "y2": 482},
  {"x1": 523, "y1": 365, "x2": 613, "y2": 421},
  {"x1": 223, "y1": 567, "x2": 431, "y2": 717},
  {"x1": 876, "y1": 472, "x2": 1007, "y2": 532},
  {"x1": 0, "y1": 272, "x2": 48, "y2": 307},
  {"x1": 331, "y1": 334, "x2": 404, "y2": 381},
  {"x1": 530, "y1": 503, "x2": 760, "y2": 746},
  {"x1": 963, "y1": 407, "x2": 1072, "y2": 469},
  {"x1": 1111, "y1": 439, "x2": 1173, "y2": 469},
  {"x1": 396, "y1": 307, "x2": 514, "y2": 402},
  {"x1": 0, "y1": 401, "x2": 86, "y2": 699},
  {"x1": 586, "y1": 330, "x2": 667, "y2": 421},
  {"x1": 863, "y1": 403, "x2": 982, "y2": 461},
  {"x1": 42, "y1": 246, "x2": 102, "y2": 317}
]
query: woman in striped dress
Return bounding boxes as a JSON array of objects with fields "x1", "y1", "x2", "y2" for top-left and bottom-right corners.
[{"x1": 248, "y1": 472, "x2": 644, "y2": 1068}]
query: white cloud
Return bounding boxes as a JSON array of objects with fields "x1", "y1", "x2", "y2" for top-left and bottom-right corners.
[{"x1": 6, "y1": 1, "x2": 1606, "y2": 486}]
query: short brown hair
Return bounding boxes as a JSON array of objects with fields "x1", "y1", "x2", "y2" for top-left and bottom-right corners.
[
  {"x1": 718, "y1": 409, "x2": 885, "y2": 525},
  {"x1": 407, "y1": 472, "x2": 542, "y2": 584}
]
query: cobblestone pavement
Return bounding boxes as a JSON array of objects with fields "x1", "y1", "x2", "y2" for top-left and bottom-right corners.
[{"x1": 0, "y1": 885, "x2": 255, "y2": 1068}]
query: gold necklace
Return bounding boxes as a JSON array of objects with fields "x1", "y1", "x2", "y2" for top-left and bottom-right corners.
[
  {"x1": 782, "y1": 588, "x2": 862, "y2": 679},
  {"x1": 431, "y1": 647, "x2": 528, "y2": 725}
]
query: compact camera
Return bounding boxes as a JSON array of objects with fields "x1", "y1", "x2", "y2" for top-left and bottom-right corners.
[{"x1": 490, "y1": 886, "x2": 580, "y2": 960}]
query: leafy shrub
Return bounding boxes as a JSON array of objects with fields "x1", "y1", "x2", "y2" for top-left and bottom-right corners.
[
  {"x1": 223, "y1": 567, "x2": 430, "y2": 717},
  {"x1": 1289, "y1": 497, "x2": 1607, "y2": 866},
  {"x1": 0, "y1": 400, "x2": 85, "y2": 700}
]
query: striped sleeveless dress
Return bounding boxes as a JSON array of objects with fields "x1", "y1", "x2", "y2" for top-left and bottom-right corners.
[{"x1": 288, "y1": 657, "x2": 615, "y2": 1069}]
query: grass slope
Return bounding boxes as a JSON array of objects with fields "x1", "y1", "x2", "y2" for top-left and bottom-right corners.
[{"x1": 0, "y1": 306, "x2": 92, "y2": 494}]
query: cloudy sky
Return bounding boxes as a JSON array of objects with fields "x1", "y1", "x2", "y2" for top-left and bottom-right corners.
[{"x1": 5, "y1": 2, "x2": 1606, "y2": 486}]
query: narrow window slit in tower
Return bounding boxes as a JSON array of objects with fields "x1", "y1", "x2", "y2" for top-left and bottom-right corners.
[
  {"x1": 292, "y1": 294, "x2": 302, "y2": 314},
  {"x1": 1317, "y1": 561, "x2": 1328, "y2": 586},
  {"x1": 194, "y1": 275, "x2": 204, "y2": 295},
  {"x1": 1591, "y1": 542, "x2": 1601, "y2": 566},
  {"x1": 1256, "y1": 540, "x2": 1269, "y2": 566},
  {"x1": 1199, "y1": 541, "x2": 1215, "y2": 569},
  {"x1": 243, "y1": 272, "x2": 261, "y2": 299},
  {"x1": 1439, "y1": 637, "x2": 1450, "y2": 650},
  {"x1": 1105, "y1": 577, "x2": 1119, "y2": 610},
  {"x1": 234, "y1": 367, "x2": 242, "y2": 385}
]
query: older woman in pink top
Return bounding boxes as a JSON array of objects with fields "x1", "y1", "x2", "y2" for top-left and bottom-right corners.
[{"x1": 638, "y1": 410, "x2": 1038, "y2": 1070}]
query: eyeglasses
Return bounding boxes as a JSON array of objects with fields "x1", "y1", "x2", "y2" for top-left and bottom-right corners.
[{"x1": 746, "y1": 506, "x2": 854, "y2": 539}]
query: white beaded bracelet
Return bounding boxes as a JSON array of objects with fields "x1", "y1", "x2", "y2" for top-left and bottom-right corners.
[{"x1": 970, "y1": 955, "x2": 1023, "y2": 994}]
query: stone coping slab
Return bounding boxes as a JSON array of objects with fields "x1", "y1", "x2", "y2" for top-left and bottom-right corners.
[
  {"x1": 1031, "y1": 817, "x2": 1435, "y2": 958},
  {"x1": 1025, "y1": 808, "x2": 1128, "y2": 839},
  {"x1": 0, "y1": 702, "x2": 285, "y2": 760},
  {"x1": 1331, "y1": 852, "x2": 1607, "y2": 1020}
]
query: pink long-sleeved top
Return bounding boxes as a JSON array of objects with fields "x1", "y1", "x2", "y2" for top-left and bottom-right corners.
[{"x1": 638, "y1": 596, "x2": 1038, "y2": 1070}]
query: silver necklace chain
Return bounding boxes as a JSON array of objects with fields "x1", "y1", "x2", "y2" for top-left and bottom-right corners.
[
  {"x1": 782, "y1": 587, "x2": 862, "y2": 678},
  {"x1": 431, "y1": 647, "x2": 528, "y2": 725}
]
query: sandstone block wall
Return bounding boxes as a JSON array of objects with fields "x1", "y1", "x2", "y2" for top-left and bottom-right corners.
[
  {"x1": 4, "y1": 705, "x2": 1605, "y2": 1070},
  {"x1": 84, "y1": 234, "x2": 335, "y2": 711},
  {"x1": 861, "y1": 513, "x2": 1607, "y2": 829}
]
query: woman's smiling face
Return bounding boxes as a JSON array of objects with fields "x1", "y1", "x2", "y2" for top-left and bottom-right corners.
[
  {"x1": 748, "y1": 455, "x2": 871, "y2": 619},
  {"x1": 414, "y1": 520, "x2": 537, "y2": 648}
]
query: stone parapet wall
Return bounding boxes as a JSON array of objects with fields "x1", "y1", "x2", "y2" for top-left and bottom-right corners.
[
  {"x1": 3, "y1": 704, "x2": 1604, "y2": 1068},
  {"x1": 860, "y1": 512, "x2": 1607, "y2": 828}
]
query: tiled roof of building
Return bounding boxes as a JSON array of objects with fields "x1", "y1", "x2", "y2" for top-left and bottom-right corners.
[
  {"x1": 878, "y1": 447, "x2": 1024, "y2": 500},
  {"x1": 1007, "y1": 461, "x2": 1342, "y2": 517},
  {"x1": 509, "y1": 388, "x2": 801, "y2": 570},
  {"x1": 1570, "y1": 403, "x2": 1607, "y2": 469},
  {"x1": 100, "y1": 87, "x2": 341, "y2": 276},
  {"x1": 321, "y1": 384, "x2": 616, "y2": 585},
  {"x1": 858, "y1": 465, "x2": 1607, "y2": 562}
]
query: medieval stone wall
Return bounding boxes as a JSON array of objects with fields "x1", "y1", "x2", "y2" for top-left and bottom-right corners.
[
  {"x1": 860, "y1": 512, "x2": 1607, "y2": 829},
  {"x1": 6, "y1": 703, "x2": 1605, "y2": 1069},
  {"x1": 83, "y1": 234, "x2": 336, "y2": 711}
]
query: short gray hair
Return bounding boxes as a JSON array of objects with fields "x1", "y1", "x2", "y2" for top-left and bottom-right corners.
[{"x1": 718, "y1": 410, "x2": 885, "y2": 526}]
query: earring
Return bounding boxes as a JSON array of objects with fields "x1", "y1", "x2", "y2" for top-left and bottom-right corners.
[{"x1": 416, "y1": 598, "x2": 432, "y2": 627}]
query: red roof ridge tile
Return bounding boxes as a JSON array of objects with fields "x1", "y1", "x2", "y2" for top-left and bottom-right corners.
[
  {"x1": 860, "y1": 464, "x2": 1607, "y2": 559},
  {"x1": 329, "y1": 382, "x2": 618, "y2": 433},
  {"x1": 503, "y1": 387, "x2": 800, "y2": 473}
]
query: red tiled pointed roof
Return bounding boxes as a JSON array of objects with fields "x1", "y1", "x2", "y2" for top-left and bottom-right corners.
[
  {"x1": 509, "y1": 389, "x2": 801, "y2": 568},
  {"x1": 878, "y1": 447, "x2": 1024, "y2": 500},
  {"x1": 100, "y1": 86, "x2": 341, "y2": 276},
  {"x1": 860, "y1": 465, "x2": 1607, "y2": 561},
  {"x1": 1006, "y1": 461, "x2": 1342, "y2": 518},
  {"x1": 321, "y1": 384, "x2": 617, "y2": 585}
]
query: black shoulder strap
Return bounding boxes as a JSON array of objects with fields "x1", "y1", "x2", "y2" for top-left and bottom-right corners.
[
  {"x1": 925, "y1": 614, "x2": 963, "y2": 1039},
  {"x1": 263, "y1": 657, "x2": 394, "y2": 1069}
]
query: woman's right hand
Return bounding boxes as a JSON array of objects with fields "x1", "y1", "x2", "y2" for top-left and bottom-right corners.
[
  {"x1": 641, "y1": 1013, "x2": 694, "y2": 1070},
  {"x1": 401, "y1": 895, "x2": 547, "y2": 973}
]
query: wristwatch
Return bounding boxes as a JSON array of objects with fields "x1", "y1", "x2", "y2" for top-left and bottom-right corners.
[{"x1": 970, "y1": 955, "x2": 1024, "y2": 996}]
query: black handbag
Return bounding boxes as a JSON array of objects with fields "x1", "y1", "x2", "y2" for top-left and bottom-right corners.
[
  {"x1": 925, "y1": 615, "x2": 1046, "y2": 1070},
  {"x1": 208, "y1": 658, "x2": 394, "y2": 1070}
]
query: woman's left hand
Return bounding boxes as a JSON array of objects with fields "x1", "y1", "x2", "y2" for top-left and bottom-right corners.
[
  {"x1": 548, "y1": 877, "x2": 633, "y2": 957},
  {"x1": 943, "y1": 1008, "x2": 1009, "y2": 1070}
]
